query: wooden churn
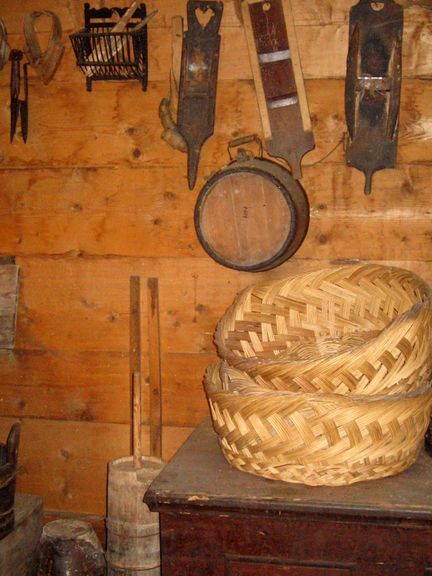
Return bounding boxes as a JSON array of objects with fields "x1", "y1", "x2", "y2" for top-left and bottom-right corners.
[{"x1": 106, "y1": 277, "x2": 164, "y2": 575}]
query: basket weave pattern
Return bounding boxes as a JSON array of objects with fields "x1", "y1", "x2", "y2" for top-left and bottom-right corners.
[
  {"x1": 215, "y1": 265, "x2": 432, "y2": 395},
  {"x1": 205, "y1": 362, "x2": 432, "y2": 486},
  {"x1": 205, "y1": 264, "x2": 432, "y2": 486}
]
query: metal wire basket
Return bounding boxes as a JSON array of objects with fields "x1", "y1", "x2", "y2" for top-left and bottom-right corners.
[{"x1": 69, "y1": 3, "x2": 148, "y2": 92}]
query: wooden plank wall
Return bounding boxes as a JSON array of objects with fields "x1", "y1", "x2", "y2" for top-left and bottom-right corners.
[{"x1": 0, "y1": 0, "x2": 431, "y2": 516}]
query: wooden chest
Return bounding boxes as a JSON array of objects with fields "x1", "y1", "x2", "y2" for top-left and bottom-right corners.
[{"x1": 145, "y1": 419, "x2": 432, "y2": 575}]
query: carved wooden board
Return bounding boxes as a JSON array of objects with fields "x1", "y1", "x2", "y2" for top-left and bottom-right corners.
[
  {"x1": 345, "y1": 0, "x2": 403, "y2": 194},
  {"x1": 241, "y1": 0, "x2": 315, "y2": 179}
]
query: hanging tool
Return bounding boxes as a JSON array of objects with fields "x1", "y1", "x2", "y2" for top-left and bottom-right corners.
[
  {"x1": 0, "y1": 19, "x2": 11, "y2": 71},
  {"x1": 159, "y1": 16, "x2": 188, "y2": 152},
  {"x1": 345, "y1": 0, "x2": 403, "y2": 194},
  {"x1": 9, "y1": 50, "x2": 28, "y2": 144},
  {"x1": 241, "y1": 0, "x2": 315, "y2": 179},
  {"x1": 177, "y1": 0, "x2": 223, "y2": 190},
  {"x1": 24, "y1": 11, "x2": 65, "y2": 85}
]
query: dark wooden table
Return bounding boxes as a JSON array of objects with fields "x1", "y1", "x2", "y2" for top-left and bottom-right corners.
[{"x1": 145, "y1": 419, "x2": 432, "y2": 575}]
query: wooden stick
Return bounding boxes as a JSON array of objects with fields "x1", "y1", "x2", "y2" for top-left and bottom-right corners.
[
  {"x1": 129, "y1": 276, "x2": 141, "y2": 462},
  {"x1": 132, "y1": 371, "x2": 142, "y2": 469},
  {"x1": 147, "y1": 278, "x2": 162, "y2": 459}
]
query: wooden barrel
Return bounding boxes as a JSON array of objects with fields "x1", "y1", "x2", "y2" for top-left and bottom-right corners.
[
  {"x1": 106, "y1": 455, "x2": 165, "y2": 575},
  {"x1": 37, "y1": 519, "x2": 106, "y2": 575},
  {"x1": 0, "y1": 423, "x2": 20, "y2": 540},
  {"x1": 194, "y1": 156, "x2": 309, "y2": 271}
]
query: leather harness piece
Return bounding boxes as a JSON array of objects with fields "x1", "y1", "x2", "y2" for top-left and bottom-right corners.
[
  {"x1": 24, "y1": 10, "x2": 65, "y2": 85},
  {"x1": 0, "y1": 19, "x2": 10, "y2": 71}
]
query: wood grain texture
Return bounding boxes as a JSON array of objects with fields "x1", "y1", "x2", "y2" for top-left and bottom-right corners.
[
  {"x1": 3, "y1": 4, "x2": 432, "y2": 83},
  {"x1": 0, "y1": 417, "x2": 194, "y2": 515},
  {"x1": 0, "y1": 265, "x2": 19, "y2": 348},
  {"x1": 0, "y1": 0, "x2": 430, "y2": 518},
  {"x1": 0, "y1": 349, "x2": 212, "y2": 427},
  {"x1": 0, "y1": 79, "x2": 431, "y2": 172}
]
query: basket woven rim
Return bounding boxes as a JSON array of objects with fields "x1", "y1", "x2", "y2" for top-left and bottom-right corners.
[
  {"x1": 205, "y1": 361, "x2": 432, "y2": 404},
  {"x1": 215, "y1": 263, "x2": 432, "y2": 367}
]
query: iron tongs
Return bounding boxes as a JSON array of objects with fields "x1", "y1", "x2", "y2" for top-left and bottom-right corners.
[{"x1": 10, "y1": 49, "x2": 28, "y2": 143}]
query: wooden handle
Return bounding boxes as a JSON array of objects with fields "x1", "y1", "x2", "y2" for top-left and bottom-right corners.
[
  {"x1": 132, "y1": 371, "x2": 142, "y2": 469},
  {"x1": 129, "y1": 276, "x2": 141, "y2": 460},
  {"x1": 147, "y1": 277, "x2": 162, "y2": 459}
]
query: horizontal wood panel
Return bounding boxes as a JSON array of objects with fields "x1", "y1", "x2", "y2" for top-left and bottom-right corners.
[
  {"x1": 4, "y1": 0, "x2": 431, "y2": 32},
  {"x1": 0, "y1": 416, "x2": 195, "y2": 514},
  {"x1": 0, "y1": 204, "x2": 430, "y2": 260},
  {"x1": 10, "y1": 256, "x2": 432, "y2": 356},
  {"x1": 4, "y1": 6, "x2": 432, "y2": 83},
  {"x1": 1, "y1": 80, "x2": 432, "y2": 170},
  {"x1": 2, "y1": 163, "x2": 432, "y2": 217},
  {"x1": 0, "y1": 350, "x2": 213, "y2": 427}
]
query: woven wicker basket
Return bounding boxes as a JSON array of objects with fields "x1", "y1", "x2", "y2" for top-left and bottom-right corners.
[
  {"x1": 204, "y1": 362, "x2": 432, "y2": 486},
  {"x1": 215, "y1": 264, "x2": 432, "y2": 395}
]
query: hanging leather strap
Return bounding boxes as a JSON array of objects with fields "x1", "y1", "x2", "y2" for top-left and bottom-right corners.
[
  {"x1": 23, "y1": 10, "x2": 65, "y2": 84},
  {"x1": 0, "y1": 19, "x2": 10, "y2": 71}
]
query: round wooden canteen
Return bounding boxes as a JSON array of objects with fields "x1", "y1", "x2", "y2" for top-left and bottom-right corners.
[{"x1": 194, "y1": 138, "x2": 309, "y2": 272}]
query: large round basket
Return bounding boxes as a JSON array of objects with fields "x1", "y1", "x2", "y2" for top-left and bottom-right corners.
[
  {"x1": 215, "y1": 264, "x2": 432, "y2": 395},
  {"x1": 204, "y1": 362, "x2": 432, "y2": 487}
]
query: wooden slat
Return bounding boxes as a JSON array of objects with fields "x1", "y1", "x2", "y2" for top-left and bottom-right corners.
[
  {"x1": 8, "y1": 257, "x2": 432, "y2": 357},
  {"x1": 0, "y1": 265, "x2": 19, "y2": 349},
  {"x1": 3, "y1": 8, "x2": 432, "y2": 83},
  {"x1": 0, "y1": 349, "x2": 213, "y2": 427},
  {"x1": 1, "y1": 163, "x2": 432, "y2": 219},
  {"x1": 0, "y1": 80, "x2": 431, "y2": 171},
  {"x1": 4, "y1": 0, "x2": 430, "y2": 33},
  {"x1": 0, "y1": 417, "x2": 195, "y2": 515},
  {"x1": 147, "y1": 278, "x2": 162, "y2": 458},
  {"x1": 12, "y1": 210, "x2": 432, "y2": 260}
]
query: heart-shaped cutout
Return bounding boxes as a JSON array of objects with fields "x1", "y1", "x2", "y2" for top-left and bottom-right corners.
[{"x1": 195, "y1": 7, "x2": 215, "y2": 29}]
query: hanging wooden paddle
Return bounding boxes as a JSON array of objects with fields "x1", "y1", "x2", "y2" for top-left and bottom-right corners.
[
  {"x1": 177, "y1": 0, "x2": 223, "y2": 190},
  {"x1": 241, "y1": 0, "x2": 314, "y2": 180},
  {"x1": 345, "y1": 0, "x2": 403, "y2": 195}
]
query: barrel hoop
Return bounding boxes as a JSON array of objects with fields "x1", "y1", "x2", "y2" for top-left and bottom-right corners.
[
  {"x1": 107, "y1": 557, "x2": 160, "y2": 572},
  {"x1": 106, "y1": 518, "x2": 159, "y2": 537}
]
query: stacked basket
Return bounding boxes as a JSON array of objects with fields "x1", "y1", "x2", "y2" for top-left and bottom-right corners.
[{"x1": 204, "y1": 264, "x2": 432, "y2": 486}]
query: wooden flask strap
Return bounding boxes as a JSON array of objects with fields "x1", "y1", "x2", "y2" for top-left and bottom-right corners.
[
  {"x1": 0, "y1": 19, "x2": 10, "y2": 71},
  {"x1": 24, "y1": 11, "x2": 65, "y2": 84}
]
